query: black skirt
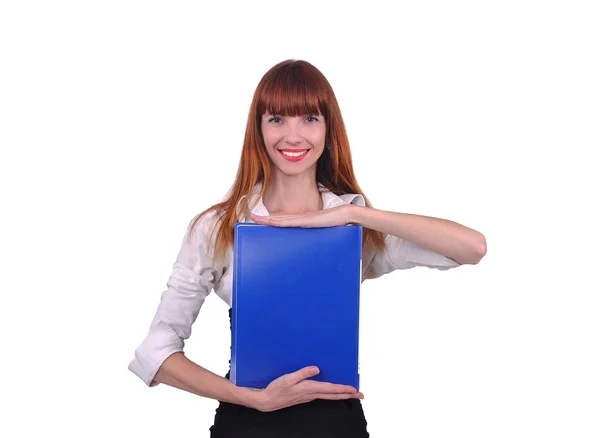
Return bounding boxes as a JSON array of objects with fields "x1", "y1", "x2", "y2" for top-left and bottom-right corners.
[
  {"x1": 209, "y1": 389, "x2": 369, "y2": 438},
  {"x1": 208, "y1": 310, "x2": 370, "y2": 437}
]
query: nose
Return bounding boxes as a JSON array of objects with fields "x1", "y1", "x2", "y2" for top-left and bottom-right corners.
[{"x1": 284, "y1": 120, "x2": 303, "y2": 145}]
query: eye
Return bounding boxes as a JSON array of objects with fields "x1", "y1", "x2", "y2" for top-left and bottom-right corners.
[
  {"x1": 306, "y1": 116, "x2": 319, "y2": 123},
  {"x1": 268, "y1": 116, "x2": 282, "y2": 124}
]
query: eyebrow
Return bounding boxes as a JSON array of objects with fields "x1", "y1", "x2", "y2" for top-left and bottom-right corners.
[{"x1": 263, "y1": 113, "x2": 321, "y2": 118}]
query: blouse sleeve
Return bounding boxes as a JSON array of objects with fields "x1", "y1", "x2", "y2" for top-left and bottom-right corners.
[
  {"x1": 363, "y1": 233, "x2": 460, "y2": 280},
  {"x1": 127, "y1": 212, "x2": 223, "y2": 386}
]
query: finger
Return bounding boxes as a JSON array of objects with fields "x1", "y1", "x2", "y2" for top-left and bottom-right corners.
[
  {"x1": 276, "y1": 217, "x2": 323, "y2": 228},
  {"x1": 270, "y1": 218, "x2": 302, "y2": 227},
  {"x1": 301, "y1": 392, "x2": 364, "y2": 402},
  {"x1": 250, "y1": 214, "x2": 276, "y2": 221},
  {"x1": 285, "y1": 391, "x2": 364, "y2": 410},
  {"x1": 285, "y1": 366, "x2": 320, "y2": 385},
  {"x1": 319, "y1": 392, "x2": 364, "y2": 400},
  {"x1": 276, "y1": 212, "x2": 314, "y2": 219},
  {"x1": 300, "y1": 380, "x2": 358, "y2": 394},
  {"x1": 269, "y1": 212, "x2": 318, "y2": 222},
  {"x1": 252, "y1": 213, "x2": 310, "y2": 221}
]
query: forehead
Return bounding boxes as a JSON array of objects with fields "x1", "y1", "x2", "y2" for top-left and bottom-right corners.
[{"x1": 257, "y1": 73, "x2": 327, "y2": 119}]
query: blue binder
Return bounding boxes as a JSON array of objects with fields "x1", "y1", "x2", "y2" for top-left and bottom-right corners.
[{"x1": 230, "y1": 223, "x2": 362, "y2": 390}]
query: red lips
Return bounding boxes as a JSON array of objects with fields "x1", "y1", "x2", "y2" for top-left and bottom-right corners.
[{"x1": 278, "y1": 149, "x2": 309, "y2": 162}]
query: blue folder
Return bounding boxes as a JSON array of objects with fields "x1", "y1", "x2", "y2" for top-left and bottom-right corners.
[{"x1": 230, "y1": 223, "x2": 362, "y2": 390}]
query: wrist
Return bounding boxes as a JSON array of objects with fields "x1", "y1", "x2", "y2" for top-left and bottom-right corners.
[
  {"x1": 232, "y1": 385, "x2": 264, "y2": 410},
  {"x1": 347, "y1": 204, "x2": 366, "y2": 226}
]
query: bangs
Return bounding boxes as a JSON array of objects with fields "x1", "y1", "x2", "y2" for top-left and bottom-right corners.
[{"x1": 257, "y1": 64, "x2": 329, "y2": 118}]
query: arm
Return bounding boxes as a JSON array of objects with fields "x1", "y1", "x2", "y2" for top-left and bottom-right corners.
[
  {"x1": 155, "y1": 354, "x2": 361, "y2": 412},
  {"x1": 129, "y1": 212, "x2": 359, "y2": 410},
  {"x1": 153, "y1": 352, "x2": 259, "y2": 406},
  {"x1": 128, "y1": 213, "x2": 233, "y2": 388},
  {"x1": 350, "y1": 206, "x2": 486, "y2": 266},
  {"x1": 128, "y1": 213, "x2": 260, "y2": 406}
]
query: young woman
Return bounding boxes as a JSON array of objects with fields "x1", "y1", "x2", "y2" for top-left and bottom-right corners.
[{"x1": 128, "y1": 59, "x2": 487, "y2": 437}]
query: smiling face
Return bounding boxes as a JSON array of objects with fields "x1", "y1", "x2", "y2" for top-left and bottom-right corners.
[{"x1": 260, "y1": 112, "x2": 327, "y2": 178}]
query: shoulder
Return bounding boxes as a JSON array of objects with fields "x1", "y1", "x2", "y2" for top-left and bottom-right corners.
[
  {"x1": 176, "y1": 208, "x2": 230, "y2": 272},
  {"x1": 184, "y1": 207, "x2": 222, "y2": 246}
]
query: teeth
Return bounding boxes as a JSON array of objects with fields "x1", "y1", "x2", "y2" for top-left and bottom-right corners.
[{"x1": 282, "y1": 150, "x2": 307, "y2": 157}]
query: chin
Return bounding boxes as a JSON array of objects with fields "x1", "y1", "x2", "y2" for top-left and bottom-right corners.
[
  {"x1": 276, "y1": 165, "x2": 314, "y2": 177},
  {"x1": 270, "y1": 158, "x2": 318, "y2": 176}
]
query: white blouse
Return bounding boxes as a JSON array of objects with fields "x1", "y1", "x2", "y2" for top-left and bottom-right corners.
[{"x1": 128, "y1": 184, "x2": 460, "y2": 386}]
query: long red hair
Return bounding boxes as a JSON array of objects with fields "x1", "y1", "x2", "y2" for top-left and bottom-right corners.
[{"x1": 189, "y1": 59, "x2": 386, "y2": 264}]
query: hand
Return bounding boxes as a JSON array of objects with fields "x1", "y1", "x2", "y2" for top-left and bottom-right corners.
[
  {"x1": 251, "y1": 205, "x2": 357, "y2": 228},
  {"x1": 250, "y1": 366, "x2": 364, "y2": 412}
]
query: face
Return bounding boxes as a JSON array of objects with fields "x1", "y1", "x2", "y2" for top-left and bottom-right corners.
[{"x1": 260, "y1": 112, "x2": 326, "y2": 177}]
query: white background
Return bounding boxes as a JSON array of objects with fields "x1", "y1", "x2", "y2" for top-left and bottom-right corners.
[{"x1": 1, "y1": 1, "x2": 599, "y2": 437}]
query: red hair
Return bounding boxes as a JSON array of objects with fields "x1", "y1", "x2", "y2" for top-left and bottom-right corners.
[{"x1": 189, "y1": 59, "x2": 385, "y2": 264}]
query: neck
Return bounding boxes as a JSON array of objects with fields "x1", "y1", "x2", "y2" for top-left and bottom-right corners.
[{"x1": 262, "y1": 171, "x2": 323, "y2": 216}]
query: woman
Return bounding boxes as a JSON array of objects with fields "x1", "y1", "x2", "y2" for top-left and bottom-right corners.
[{"x1": 128, "y1": 59, "x2": 487, "y2": 437}]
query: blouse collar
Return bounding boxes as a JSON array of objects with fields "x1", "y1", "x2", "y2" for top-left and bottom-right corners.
[{"x1": 235, "y1": 182, "x2": 365, "y2": 221}]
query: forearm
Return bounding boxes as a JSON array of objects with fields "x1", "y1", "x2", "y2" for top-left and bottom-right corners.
[
  {"x1": 350, "y1": 205, "x2": 486, "y2": 265},
  {"x1": 154, "y1": 352, "x2": 260, "y2": 408}
]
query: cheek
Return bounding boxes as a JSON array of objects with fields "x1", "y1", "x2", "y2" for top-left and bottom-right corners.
[
  {"x1": 261, "y1": 129, "x2": 278, "y2": 149},
  {"x1": 311, "y1": 129, "x2": 327, "y2": 149}
]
